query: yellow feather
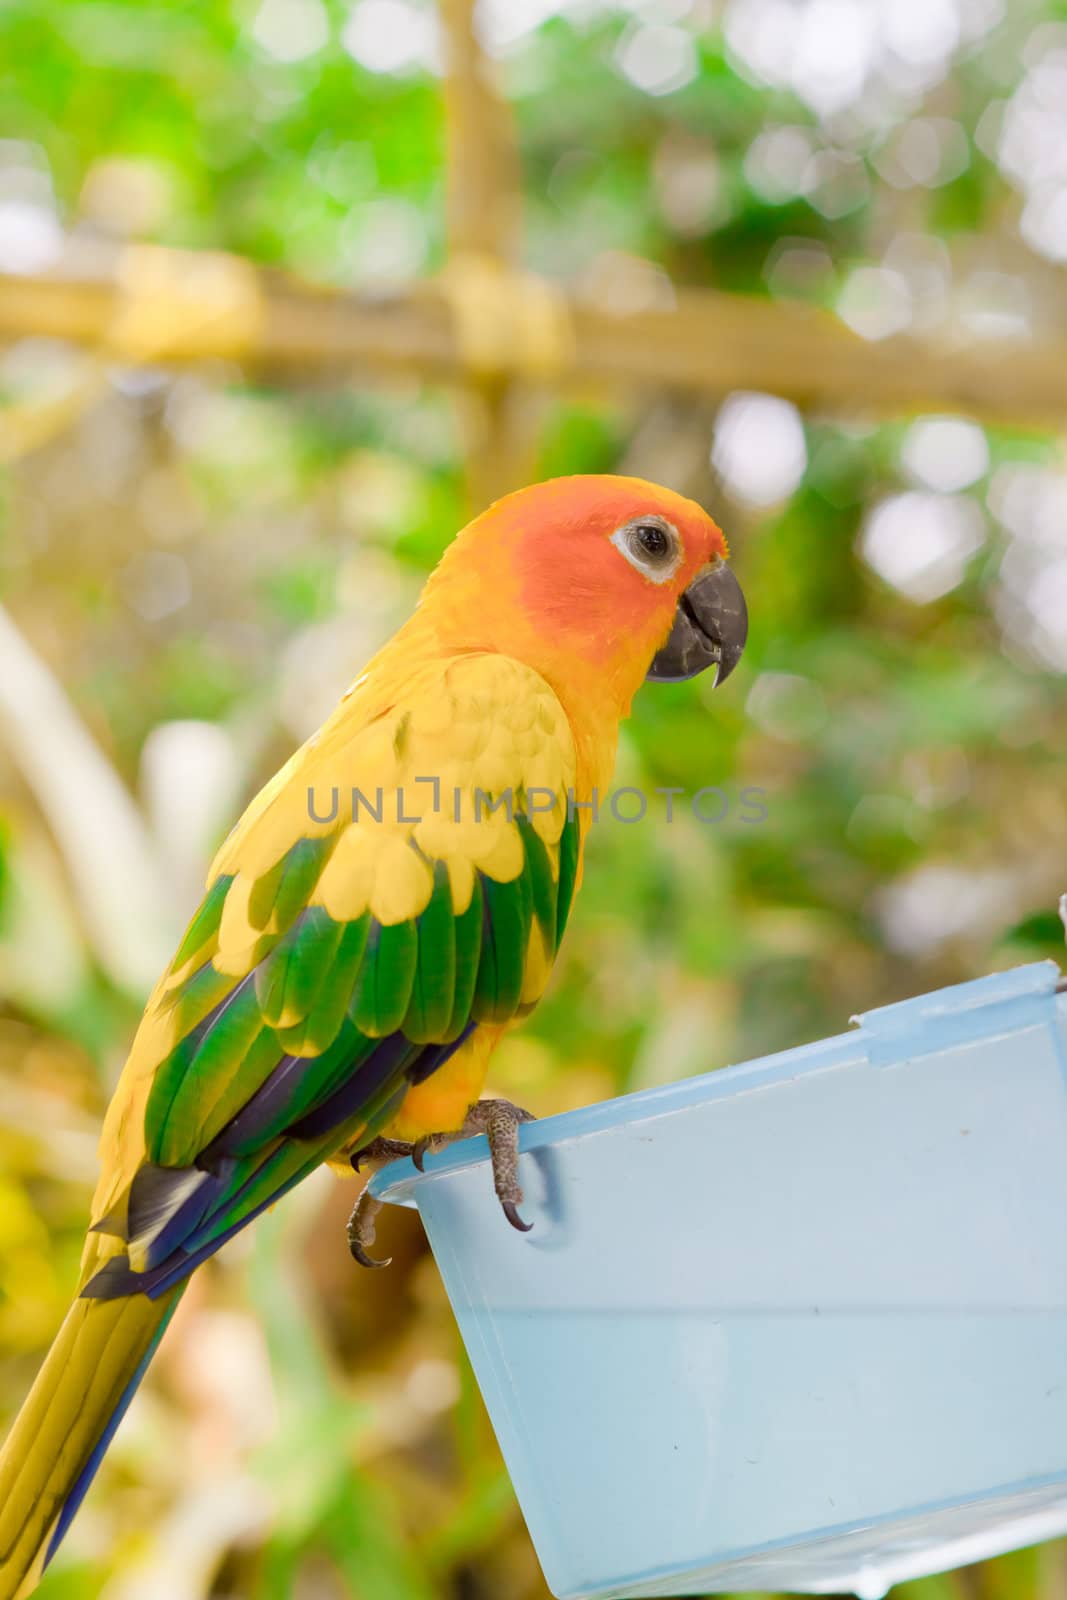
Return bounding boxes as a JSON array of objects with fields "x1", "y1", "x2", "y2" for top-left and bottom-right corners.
[
  {"x1": 370, "y1": 835, "x2": 435, "y2": 926},
  {"x1": 313, "y1": 824, "x2": 382, "y2": 922},
  {"x1": 521, "y1": 918, "x2": 554, "y2": 1007},
  {"x1": 445, "y1": 855, "x2": 476, "y2": 915},
  {"x1": 0, "y1": 1289, "x2": 181, "y2": 1599}
]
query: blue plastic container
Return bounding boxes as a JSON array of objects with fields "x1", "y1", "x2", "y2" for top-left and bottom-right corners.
[{"x1": 372, "y1": 962, "x2": 1067, "y2": 1598}]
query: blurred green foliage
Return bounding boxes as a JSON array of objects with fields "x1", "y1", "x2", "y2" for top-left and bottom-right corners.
[{"x1": 2, "y1": 0, "x2": 1067, "y2": 1596}]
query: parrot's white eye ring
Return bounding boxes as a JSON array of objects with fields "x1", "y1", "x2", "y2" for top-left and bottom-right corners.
[{"x1": 611, "y1": 516, "x2": 682, "y2": 585}]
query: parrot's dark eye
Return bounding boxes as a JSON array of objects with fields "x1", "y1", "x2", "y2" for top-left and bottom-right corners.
[
  {"x1": 636, "y1": 523, "x2": 670, "y2": 558},
  {"x1": 611, "y1": 515, "x2": 681, "y2": 583}
]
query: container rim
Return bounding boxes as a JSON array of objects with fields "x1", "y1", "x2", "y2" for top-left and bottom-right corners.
[{"x1": 370, "y1": 958, "x2": 1064, "y2": 1207}]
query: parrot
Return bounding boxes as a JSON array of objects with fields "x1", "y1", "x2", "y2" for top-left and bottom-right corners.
[{"x1": 0, "y1": 473, "x2": 746, "y2": 1595}]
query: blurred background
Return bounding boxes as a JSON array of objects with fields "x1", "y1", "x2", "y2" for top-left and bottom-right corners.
[{"x1": 2, "y1": 0, "x2": 1067, "y2": 1595}]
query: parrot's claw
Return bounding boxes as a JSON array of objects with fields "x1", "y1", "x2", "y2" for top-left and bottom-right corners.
[
  {"x1": 349, "y1": 1136, "x2": 416, "y2": 1173},
  {"x1": 411, "y1": 1135, "x2": 436, "y2": 1173},
  {"x1": 502, "y1": 1200, "x2": 534, "y2": 1234},
  {"x1": 347, "y1": 1187, "x2": 391, "y2": 1269},
  {"x1": 462, "y1": 1098, "x2": 537, "y2": 1232}
]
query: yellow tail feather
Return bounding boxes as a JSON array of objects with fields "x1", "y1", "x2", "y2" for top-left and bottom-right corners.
[{"x1": 0, "y1": 1287, "x2": 182, "y2": 1599}]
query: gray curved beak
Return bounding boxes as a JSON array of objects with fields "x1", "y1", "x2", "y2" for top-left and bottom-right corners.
[{"x1": 647, "y1": 560, "x2": 748, "y2": 685}]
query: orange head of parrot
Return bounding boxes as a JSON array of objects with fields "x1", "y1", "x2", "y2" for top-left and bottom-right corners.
[{"x1": 424, "y1": 474, "x2": 747, "y2": 718}]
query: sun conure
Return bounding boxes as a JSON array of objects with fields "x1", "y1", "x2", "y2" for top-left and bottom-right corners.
[{"x1": 0, "y1": 474, "x2": 746, "y2": 1595}]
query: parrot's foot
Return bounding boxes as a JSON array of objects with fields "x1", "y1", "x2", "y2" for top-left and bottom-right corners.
[
  {"x1": 346, "y1": 1186, "x2": 391, "y2": 1270},
  {"x1": 346, "y1": 1100, "x2": 537, "y2": 1268},
  {"x1": 413, "y1": 1099, "x2": 536, "y2": 1234},
  {"x1": 346, "y1": 1138, "x2": 417, "y2": 1268}
]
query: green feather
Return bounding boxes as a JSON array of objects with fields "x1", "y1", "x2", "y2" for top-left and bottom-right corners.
[
  {"x1": 350, "y1": 919, "x2": 418, "y2": 1036},
  {"x1": 188, "y1": 1142, "x2": 311, "y2": 1247},
  {"x1": 556, "y1": 813, "x2": 580, "y2": 945},
  {"x1": 405, "y1": 863, "x2": 456, "y2": 1043},
  {"x1": 474, "y1": 865, "x2": 532, "y2": 1023},
  {"x1": 170, "y1": 874, "x2": 232, "y2": 971},
  {"x1": 144, "y1": 960, "x2": 240, "y2": 1157},
  {"x1": 193, "y1": 1027, "x2": 285, "y2": 1154},
  {"x1": 254, "y1": 906, "x2": 344, "y2": 1028},
  {"x1": 275, "y1": 914, "x2": 371, "y2": 1055},
  {"x1": 142, "y1": 1036, "x2": 199, "y2": 1162},
  {"x1": 217, "y1": 1019, "x2": 381, "y2": 1158},
  {"x1": 443, "y1": 875, "x2": 482, "y2": 1041},
  {"x1": 519, "y1": 816, "x2": 557, "y2": 951},
  {"x1": 147, "y1": 978, "x2": 264, "y2": 1164},
  {"x1": 247, "y1": 836, "x2": 334, "y2": 934},
  {"x1": 166, "y1": 960, "x2": 234, "y2": 1038},
  {"x1": 275, "y1": 1019, "x2": 378, "y2": 1126},
  {"x1": 190, "y1": 1059, "x2": 417, "y2": 1247}
]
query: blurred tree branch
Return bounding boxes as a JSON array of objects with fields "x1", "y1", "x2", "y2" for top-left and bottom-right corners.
[{"x1": 3, "y1": 260, "x2": 1066, "y2": 430}]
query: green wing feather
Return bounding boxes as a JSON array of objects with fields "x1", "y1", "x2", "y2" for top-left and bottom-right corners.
[
  {"x1": 475, "y1": 869, "x2": 533, "y2": 1022},
  {"x1": 447, "y1": 874, "x2": 484, "y2": 1041},
  {"x1": 406, "y1": 863, "x2": 457, "y2": 1042}
]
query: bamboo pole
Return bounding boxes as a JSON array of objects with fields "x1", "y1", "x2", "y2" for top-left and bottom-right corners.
[
  {"x1": 438, "y1": 0, "x2": 521, "y2": 263},
  {"x1": 2, "y1": 262, "x2": 1066, "y2": 429},
  {"x1": 437, "y1": 0, "x2": 534, "y2": 505}
]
